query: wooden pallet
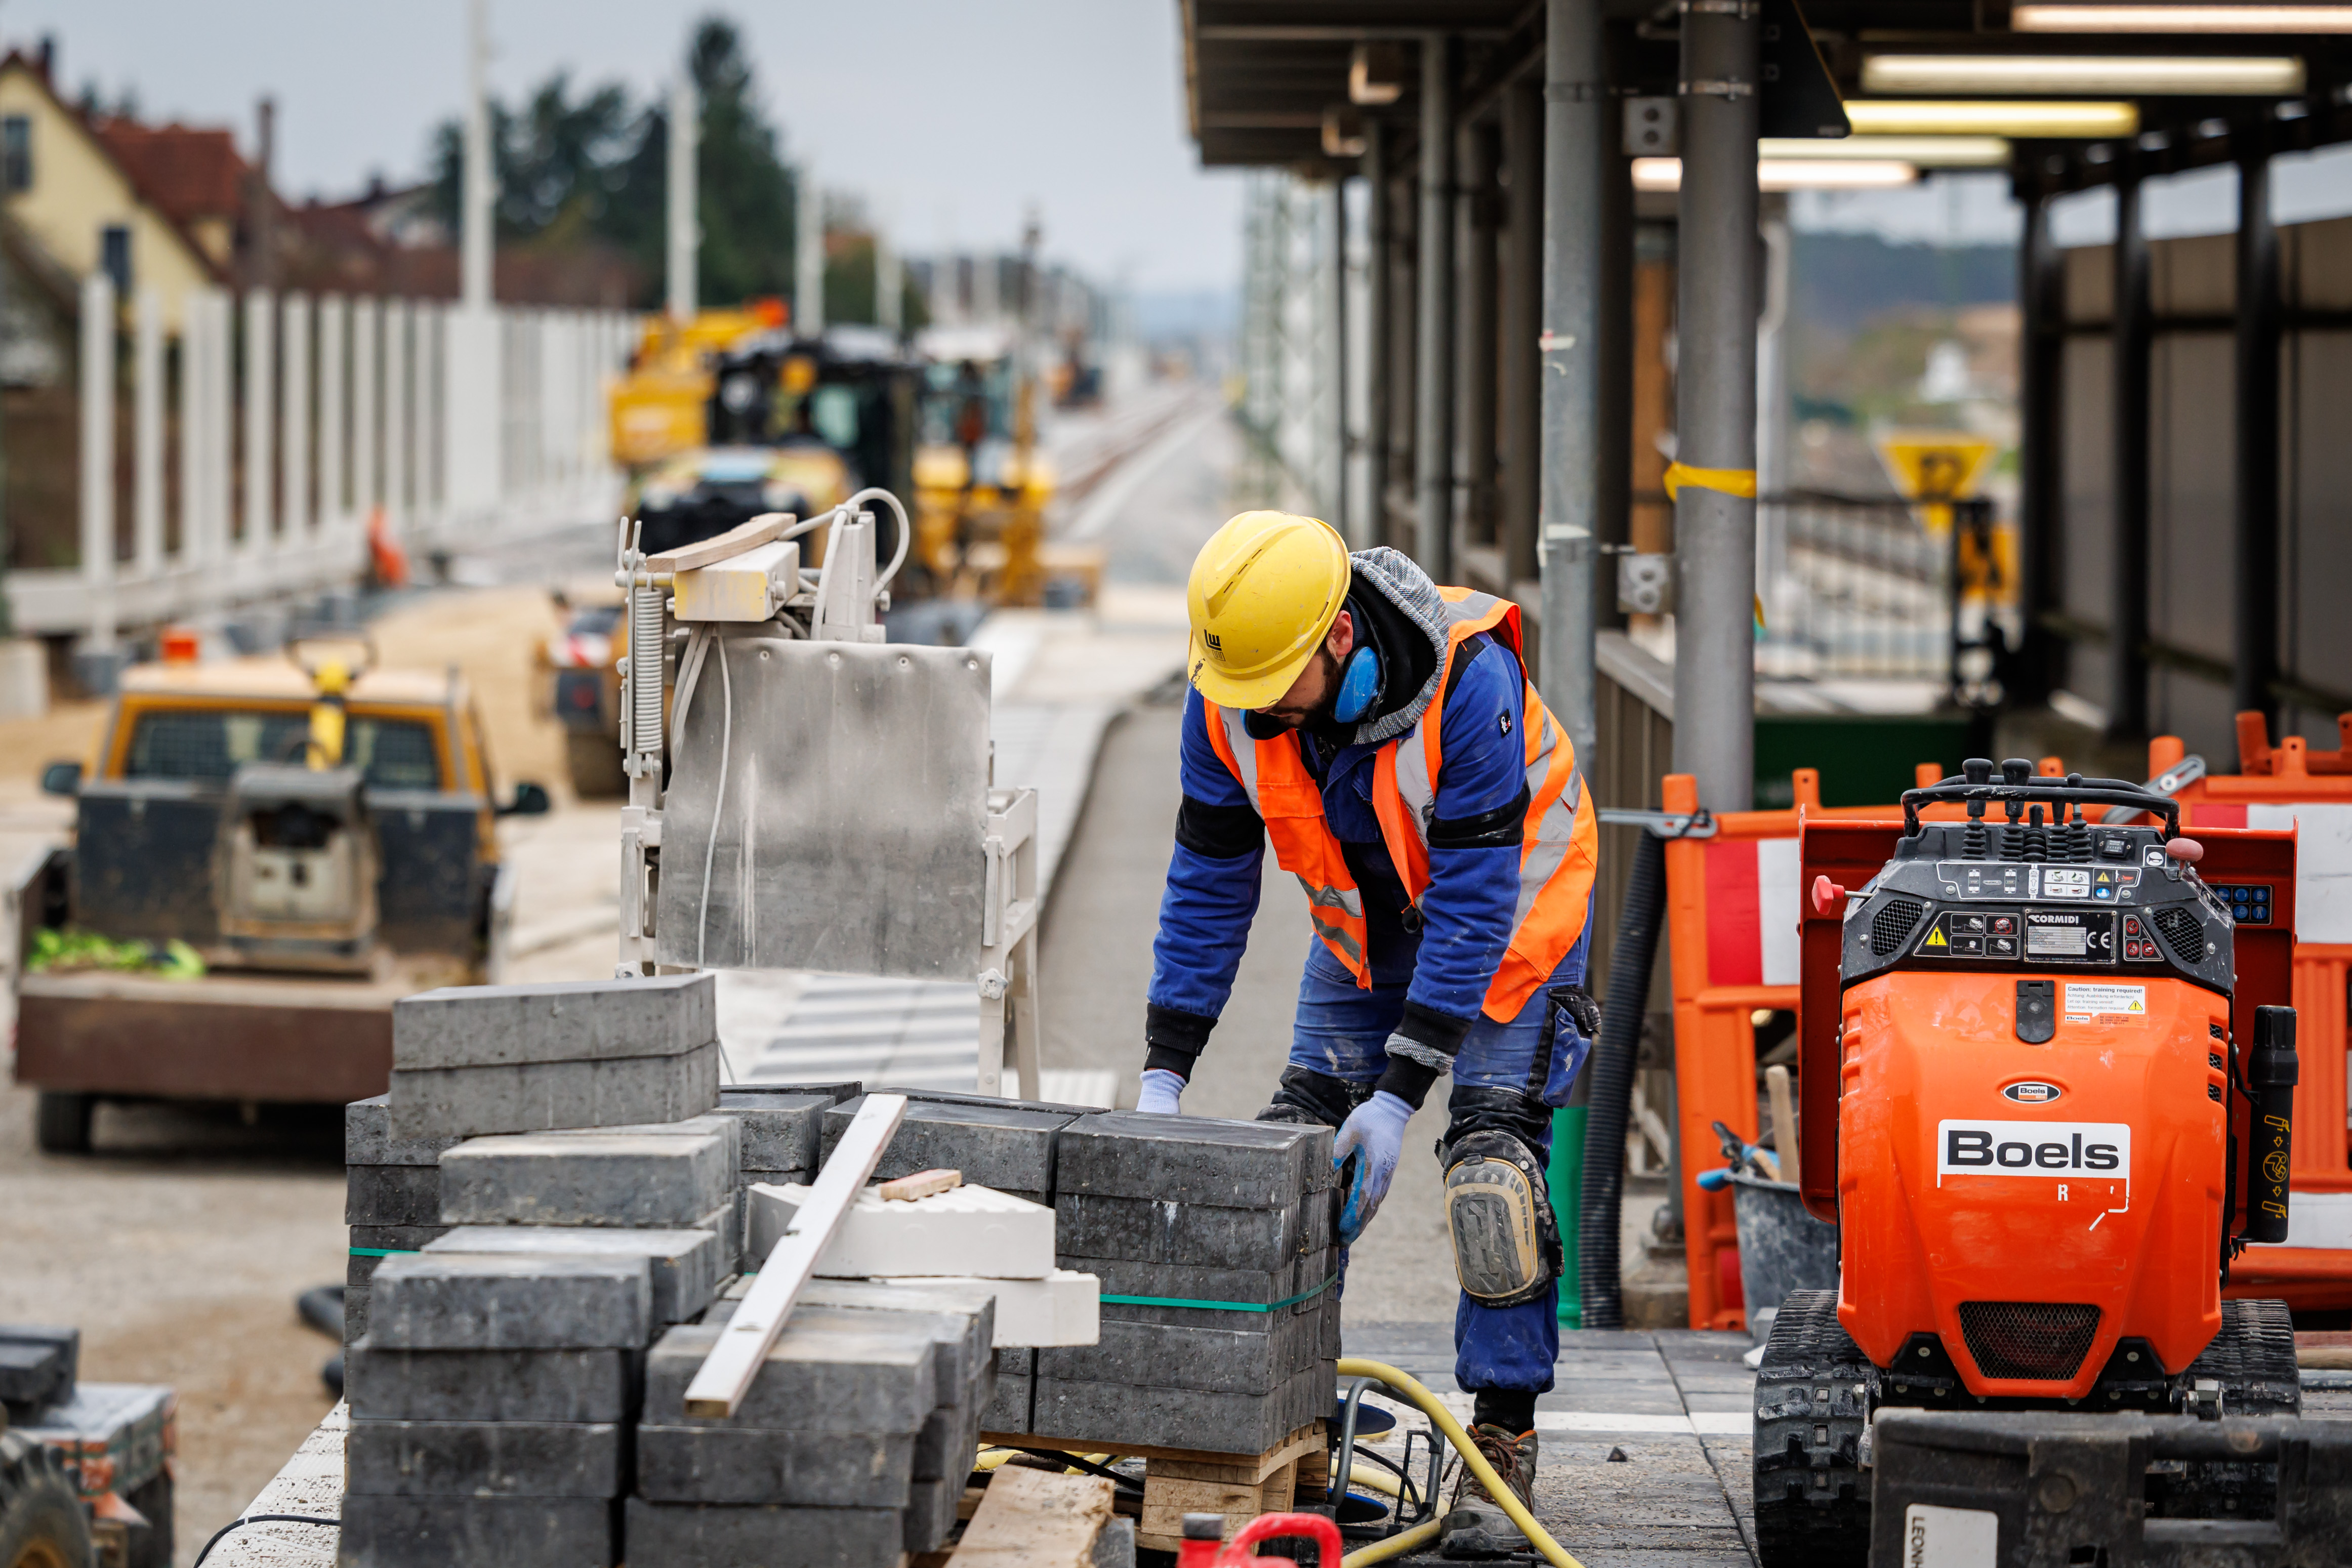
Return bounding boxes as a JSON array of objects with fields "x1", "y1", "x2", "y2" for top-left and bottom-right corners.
[{"x1": 978, "y1": 1420, "x2": 1324, "y2": 1484}]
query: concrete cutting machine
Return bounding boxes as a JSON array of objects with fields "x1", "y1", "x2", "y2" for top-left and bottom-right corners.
[{"x1": 1760, "y1": 758, "x2": 2304, "y2": 1563}]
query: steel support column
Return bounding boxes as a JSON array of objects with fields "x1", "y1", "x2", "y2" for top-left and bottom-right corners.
[
  {"x1": 1330, "y1": 178, "x2": 1352, "y2": 542},
  {"x1": 2111, "y1": 162, "x2": 2152, "y2": 739},
  {"x1": 1501, "y1": 80, "x2": 1542, "y2": 587},
  {"x1": 1667, "y1": 0, "x2": 1760, "y2": 808},
  {"x1": 2234, "y1": 133, "x2": 2281, "y2": 724},
  {"x1": 1459, "y1": 120, "x2": 1500, "y2": 552},
  {"x1": 1593, "y1": 34, "x2": 1633, "y2": 632},
  {"x1": 1365, "y1": 122, "x2": 1393, "y2": 553},
  {"x1": 1415, "y1": 34, "x2": 1457, "y2": 579},
  {"x1": 1540, "y1": 0, "x2": 1607, "y2": 765},
  {"x1": 2015, "y1": 174, "x2": 2063, "y2": 708}
]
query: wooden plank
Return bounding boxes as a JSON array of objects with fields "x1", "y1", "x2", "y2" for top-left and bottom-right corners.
[
  {"x1": 879, "y1": 1168, "x2": 963, "y2": 1202},
  {"x1": 1138, "y1": 1473, "x2": 1262, "y2": 1542},
  {"x1": 945, "y1": 1465, "x2": 1115, "y2": 1568},
  {"x1": 683, "y1": 1091, "x2": 906, "y2": 1417},
  {"x1": 646, "y1": 511, "x2": 796, "y2": 572},
  {"x1": 977, "y1": 1420, "x2": 1322, "y2": 1484}
]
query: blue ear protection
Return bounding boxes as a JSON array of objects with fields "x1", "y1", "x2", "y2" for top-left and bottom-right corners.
[{"x1": 1331, "y1": 643, "x2": 1384, "y2": 725}]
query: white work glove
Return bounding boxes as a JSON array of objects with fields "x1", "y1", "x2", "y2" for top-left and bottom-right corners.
[
  {"x1": 1334, "y1": 1090, "x2": 1414, "y2": 1245},
  {"x1": 1136, "y1": 1067, "x2": 1186, "y2": 1116}
]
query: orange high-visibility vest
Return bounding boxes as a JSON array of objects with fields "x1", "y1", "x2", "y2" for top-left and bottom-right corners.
[{"x1": 1201, "y1": 588, "x2": 1598, "y2": 1021}]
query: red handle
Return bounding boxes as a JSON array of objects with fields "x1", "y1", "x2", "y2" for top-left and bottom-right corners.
[
  {"x1": 1221, "y1": 1513, "x2": 1345, "y2": 1565},
  {"x1": 1811, "y1": 874, "x2": 1848, "y2": 916}
]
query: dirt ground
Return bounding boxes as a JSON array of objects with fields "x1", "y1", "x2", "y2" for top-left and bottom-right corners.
[{"x1": 0, "y1": 579, "x2": 586, "y2": 1566}]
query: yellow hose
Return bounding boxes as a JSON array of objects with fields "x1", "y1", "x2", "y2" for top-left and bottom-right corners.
[
  {"x1": 1341, "y1": 1512, "x2": 1444, "y2": 1566},
  {"x1": 1334, "y1": 1357, "x2": 1585, "y2": 1568}
]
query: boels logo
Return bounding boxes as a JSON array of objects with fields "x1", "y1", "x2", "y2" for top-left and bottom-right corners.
[{"x1": 2003, "y1": 1081, "x2": 2062, "y2": 1105}]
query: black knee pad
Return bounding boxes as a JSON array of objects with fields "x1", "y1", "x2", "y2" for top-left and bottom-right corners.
[{"x1": 1443, "y1": 1128, "x2": 1562, "y2": 1308}]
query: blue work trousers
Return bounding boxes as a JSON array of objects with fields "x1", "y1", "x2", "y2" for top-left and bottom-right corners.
[{"x1": 1284, "y1": 922, "x2": 1592, "y2": 1396}]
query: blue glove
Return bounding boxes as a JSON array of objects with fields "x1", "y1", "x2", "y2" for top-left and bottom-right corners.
[
  {"x1": 1136, "y1": 1068, "x2": 1186, "y2": 1116},
  {"x1": 1333, "y1": 1091, "x2": 1413, "y2": 1245}
]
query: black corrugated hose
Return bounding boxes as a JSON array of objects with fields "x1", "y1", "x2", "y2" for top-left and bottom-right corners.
[{"x1": 1579, "y1": 826, "x2": 1670, "y2": 1330}]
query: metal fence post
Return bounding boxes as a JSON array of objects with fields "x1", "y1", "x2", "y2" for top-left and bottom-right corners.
[
  {"x1": 245, "y1": 288, "x2": 275, "y2": 561},
  {"x1": 134, "y1": 286, "x2": 164, "y2": 581},
  {"x1": 79, "y1": 274, "x2": 118, "y2": 655}
]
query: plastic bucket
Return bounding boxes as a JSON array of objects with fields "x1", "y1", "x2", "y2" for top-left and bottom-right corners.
[{"x1": 1729, "y1": 1170, "x2": 1838, "y2": 1340}]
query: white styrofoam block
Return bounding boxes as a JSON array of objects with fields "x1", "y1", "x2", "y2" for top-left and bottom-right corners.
[
  {"x1": 746, "y1": 1180, "x2": 1056, "y2": 1280},
  {"x1": 878, "y1": 1269, "x2": 1100, "y2": 1348}
]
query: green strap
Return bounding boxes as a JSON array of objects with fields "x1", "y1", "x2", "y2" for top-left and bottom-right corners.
[
  {"x1": 1097, "y1": 1272, "x2": 1337, "y2": 1314},
  {"x1": 350, "y1": 1247, "x2": 418, "y2": 1258}
]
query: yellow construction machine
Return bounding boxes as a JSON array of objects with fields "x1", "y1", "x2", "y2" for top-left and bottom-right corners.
[{"x1": 913, "y1": 323, "x2": 1089, "y2": 607}]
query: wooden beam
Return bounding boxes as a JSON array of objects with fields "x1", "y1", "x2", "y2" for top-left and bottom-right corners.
[
  {"x1": 945, "y1": 1465, "x2": 1115, "y2": 1568},
  {"x1": 682, "y1": 1091, "x2": 906, "y2": 1417}
]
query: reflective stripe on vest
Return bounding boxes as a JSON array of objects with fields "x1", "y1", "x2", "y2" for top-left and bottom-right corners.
[{"x1": 1201, "y1": 587, "x2": 1598, "y2": 1019}]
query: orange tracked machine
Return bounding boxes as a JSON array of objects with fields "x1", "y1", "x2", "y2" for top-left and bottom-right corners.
[{"x1": 1755, "y1": 759, "x2": 2304, "y2": 1562}]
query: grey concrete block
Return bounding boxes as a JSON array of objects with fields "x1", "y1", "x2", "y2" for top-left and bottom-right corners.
[
  {"x1": 368, "y1": 1253, "x2": 652, "y2": 1350},
  {"x1": 1037, "y1": 1312, "x2": 1319, "y2": 1395},
  {"x1": 346, "y1": 1417, "x2": 625, "y2": 1498},
  {"x1": 346, "y1": 1094, "x2": 466, "y2": 1166},
  {"x1": 548, "y1": 1110, "x2": 741, "y2": 1174},
  {"x1": 799, "y1": 1281, "x2": 997, "y2": 1390},
  {"x1": 1096, "y1": 1515, "x2": 1138, "y2": 1568},
  {"x1": 345, "y1": 1339, "x2": 637, "y2": 1423},
  {"x1": 695, "y1": 1200, "x2": 740, "y2": 1278},
  {"x1": 983, "y1": 1349, "x2": 1033, "y2": 1434},
  {"x1": 392, "y1": 973, "x2": 716, "y2": 1070},
  {"x1": 820, "y1": 1094, "x2": 1080, "y2": 1196},
  {"x1": 912, "y1": 1378, "x2": 988, "y2": 1480},
  {"x1": 623, "y1": 1498, "x2": 901, "y2": 1568},
  {"x1": 635, "y1": 1423, "x2": 914, "y2": 1506},
  {"x1": 1318, "y1": 1290, "x2": 1342, "y2": 1360},
  {"x1": 905, "y1": 1474, "x2": 961, "y2": 1552},
  {"x1": 1031, "y1": 1364, "x2": 1330, "y2": 1454},
  {"x1": 427, "y1": 1226, "x2": 722, "y2": 1326},
  {"x1": 717, "y1": 1090, "x2": 829, "y2": 1173},
  {"x1": 336, "y1": 1492, "x2": 614, "y2": 1567},
  {"x1": 1057, "y1": 1112, "x2": 1334, "y2": 1207},
  {"x1": 389, "y1": 1040, "x2": 722, "y2": 1140},
  {"x1": 695, "y1": 1289, "x2": 992, "y2": 1396},
  {"x1": 438, "y1": 1127, "x2": 733, "y2": 1227},
  {"x1": 344, "y1": 1286, "x2": 370, "y2": 1345},
  {"x1": 1092, "y1": 1252, "x2": 1340, "y2": 1333},
  {"x1": 642, "y1": 1319, "x2": 935, "y2": 1433},
  {"x1": 348, "y1": 1226, "x2": 449, "y2": 1290},
  {"x1": 346, "y1": 1165, "x2": 443, "y2": 1228},
  {"x1": 1055, "y1": 1192, "x2": 1325, "y2": 1270}
]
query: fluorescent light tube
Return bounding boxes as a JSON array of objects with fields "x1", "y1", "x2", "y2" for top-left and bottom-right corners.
[
  {"x1": 1844, "y1": 99, "x2": 2140, "y2": 136},
  {"x1": 1632, "y1": 157, "x2": 1922, "y2": 192},
  {"x1": 2015, "y1": 5, "x2": 2352, "y2": 32},
  {"x1": 1760, "y1": 135, "x2": 2012, "y2": 166},
  {"x1": 1863, "y1": 53, "x2": 2305, "y2": 94}
]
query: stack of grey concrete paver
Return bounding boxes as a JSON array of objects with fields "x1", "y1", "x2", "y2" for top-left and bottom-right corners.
[
  {"x1": 629, "y1": 1280, "x2": 997, "y2": 1563},
  {"x1": 387, "y1": 972, "x2": 724, "y2": 1141},
  {"x1": 340, "y1": 974, "x2": 731, "y2": 1566},
  {"x1": 342, "y1": 1252, "x2": 651, "y2": 1565},
  {"x1": 343, "y1": 1097, "x2": 464, "y2": 1345},
  {"x1": 1039, "y1": 1111, "x2": 1340, "y2": 1454},
  {"x1": 819, "y1": 1089, "x2": 1091, "y2": 1434}
]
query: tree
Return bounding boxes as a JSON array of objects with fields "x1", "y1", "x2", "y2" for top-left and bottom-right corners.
[{"x1": 679, "y1": 16, "x2": 798, "y2": 310}]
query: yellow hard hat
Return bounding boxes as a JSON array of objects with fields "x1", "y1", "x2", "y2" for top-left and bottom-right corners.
[{"x1": 1185, "y1": 510, "x2": 1350, "y2": 709}]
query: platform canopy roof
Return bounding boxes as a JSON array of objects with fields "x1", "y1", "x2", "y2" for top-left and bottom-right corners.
[{"x1": 1183, "y1": 1, "x2": 2352, "y2": 194}]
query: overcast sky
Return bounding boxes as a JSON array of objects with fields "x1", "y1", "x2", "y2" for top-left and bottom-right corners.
[{"x1": 19, "y1": 0, "x2": 1246, "y2": 295}]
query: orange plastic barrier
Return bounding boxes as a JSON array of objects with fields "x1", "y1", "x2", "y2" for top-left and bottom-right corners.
[
  {"x1": 1659, "y1": 766, "x2": 1958, "y2": 1330},
  {"x1": 2166, "y1": 720, "x2": 2352, "y2": 1310}
]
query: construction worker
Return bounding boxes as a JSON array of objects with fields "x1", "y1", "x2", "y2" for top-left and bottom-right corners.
[{"x1": 1137, "y1": 511, "x2": 1599, "y2": 1557}]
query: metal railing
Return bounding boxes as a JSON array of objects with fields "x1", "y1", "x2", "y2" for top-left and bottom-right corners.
[
  {"x1": 1754, "y1": 490, "x2": 2018, "y2": 708},
  {"x1": 56, "y1": 274, "x2": 636, "y2": 656}
]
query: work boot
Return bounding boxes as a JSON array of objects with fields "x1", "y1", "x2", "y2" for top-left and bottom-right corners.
[{"x1": 1438, "y1": 1423, "x2": 1538, "y2": 1558}]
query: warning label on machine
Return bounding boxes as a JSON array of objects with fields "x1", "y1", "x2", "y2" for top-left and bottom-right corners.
[{"x1": 2064, "y1": 983, "x2": 2147, "y2": 1020}]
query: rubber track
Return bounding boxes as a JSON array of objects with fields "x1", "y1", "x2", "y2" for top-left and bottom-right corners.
[{"x1": 1752, "y1": 1289, "x2": 1872, "y2": 1568}]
